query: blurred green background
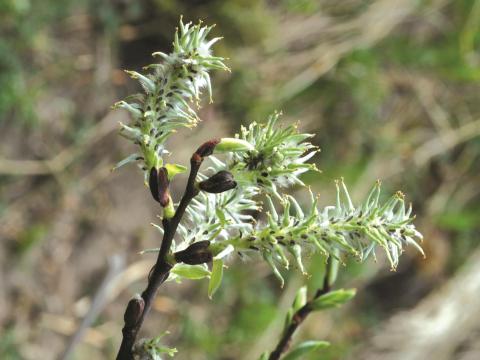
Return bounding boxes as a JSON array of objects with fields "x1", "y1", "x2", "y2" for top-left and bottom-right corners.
[{"x1": 1, "y1": 0, "x2": 480, "y2": 359}]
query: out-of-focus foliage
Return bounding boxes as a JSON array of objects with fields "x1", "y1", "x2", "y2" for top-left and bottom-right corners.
[
  {"x1": 0, "y1": 0, "x2": 73, "y2": 125},
  {"x1": 1, "y1": 0, "x2": 480, "y2": 359}
]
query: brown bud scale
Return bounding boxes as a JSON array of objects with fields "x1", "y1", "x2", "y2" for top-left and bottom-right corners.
[
  {"x1": 195, "y1": 138, "x2": 220, "y2": 158},
  {"x1": 199, "y1": 170, "x2": 237, "y2": 194}
]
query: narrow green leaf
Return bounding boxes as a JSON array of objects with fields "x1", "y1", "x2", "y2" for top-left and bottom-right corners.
[
  {"x1": 171, "y1": 264, "x2": 210, "y2": 280},
  {"x1": 216, "y1": 138, "x2": 254, "y2": 153},
  {"x1": 310, "y1": 288, "x2": 356, "y2": 311},
  {"x1": 165, "y1": 163, "x2": 187, "y2": 180},
  {"x1": 208, "y1": 259, "x2": 223, "y2": 299},
  {"x1": 111, "y1": 153, "x2": 140, "y2": 171},
  {"x1": 283, "y1": 340, "x2": 330, "y2": 360}
]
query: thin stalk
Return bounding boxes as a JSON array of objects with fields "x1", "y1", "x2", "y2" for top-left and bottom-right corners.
[
  {"x1": 268, "y1": 258, "x2": 332, "y2": 360},
  {"x1": 116, "y1": 146, "x2": 209, "y2": 360}
]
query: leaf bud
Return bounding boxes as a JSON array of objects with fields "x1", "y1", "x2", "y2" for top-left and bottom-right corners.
[
  {"x1": 199, "y1": 171, "x2": 237, "y2": 194},
  {"x1": 124, "y1": 294, "x2": 145, "y2": 327},
  {"x1": 174, "y1": 240, "x2": 213, "y2": 265},
  {"x1": 148, "y1": 167, "x2": 159, "y2": 202},
  {"x1": 195, "y1": 139, "x2": 221, "y2": 158},
  {"x1": 149, "y1": 167, "x2": 170, "y2": 207},
  {"x1": 156, "y1": 167, "x2": 170, "y2": 207}
]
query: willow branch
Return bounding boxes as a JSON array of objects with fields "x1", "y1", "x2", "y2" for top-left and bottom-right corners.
[{"x1": 116, "y1": 140, "x2": 217, "y2": 360}]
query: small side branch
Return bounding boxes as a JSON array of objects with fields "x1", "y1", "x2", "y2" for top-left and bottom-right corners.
[{"x1": 268, "y1": 260, "x2": 332, "y2": 360}]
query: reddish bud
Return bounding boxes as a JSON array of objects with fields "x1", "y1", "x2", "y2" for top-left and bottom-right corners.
[
  {"x1": 195, "y1": 138, "x2": 220, "y2": 158},
  {"x1": 157, "y1": 167, "x2": 170, "y2": 207}
]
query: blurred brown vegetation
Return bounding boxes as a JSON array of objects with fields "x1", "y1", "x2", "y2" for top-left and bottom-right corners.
[{"x1": 1, "y1": 0, "x2": 479, "y2": 359}]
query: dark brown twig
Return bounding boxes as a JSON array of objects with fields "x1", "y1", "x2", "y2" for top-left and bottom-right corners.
[
  {"x1": 116, "y1": 140, "x2": 218, "y2": 360},
  {"x1": 268, "y1": 259, "x2": 332, "y2": 360}
]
